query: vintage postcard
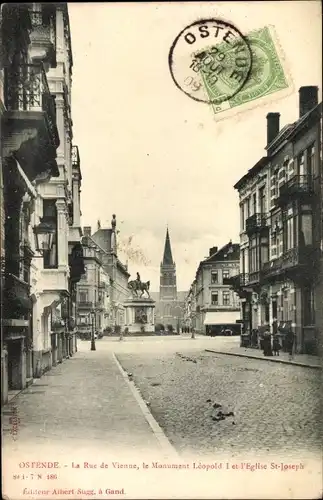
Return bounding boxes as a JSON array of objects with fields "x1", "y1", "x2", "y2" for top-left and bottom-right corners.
[{"x1": 1, "y1": 2, "x2": 322, "y2": 500}]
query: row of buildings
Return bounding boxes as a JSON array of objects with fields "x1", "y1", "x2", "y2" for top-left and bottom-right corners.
[
  {"x1": 185, "y1": 86, "x2": 322, "y2": 355},
  {"x1": 1, "y1": 3, "x2": 85, "y2": 405},
  {"x1": 75, "y1": 220, "x2": 130, "y2": 337}
]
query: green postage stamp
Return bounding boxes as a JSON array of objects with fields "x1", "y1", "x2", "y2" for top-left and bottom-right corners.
[{"x1": 198, "y1": 26, "x2": 293, "y2": 119}]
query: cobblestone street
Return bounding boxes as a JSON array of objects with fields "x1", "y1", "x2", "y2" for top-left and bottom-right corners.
[{"x1": 115, "y1": 337, "x2": 322, "y2": 460}]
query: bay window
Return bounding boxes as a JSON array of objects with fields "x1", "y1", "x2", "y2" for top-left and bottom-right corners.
[{"x1": 43, "y1": 199, "x2": 58, "y2": 268}]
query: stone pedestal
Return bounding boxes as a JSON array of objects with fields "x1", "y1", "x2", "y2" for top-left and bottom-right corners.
[{"x1": 124, "y1": 297, "x2": 155, "y2": 335}]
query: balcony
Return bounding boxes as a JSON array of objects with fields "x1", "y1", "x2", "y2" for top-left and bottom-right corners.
[
  {"x1": 29, "y1": 6, "x2": 56, "y2": 67},
  {"x1": 246, "y1": 213, "x2": 268, "y2": 235},
  {"x1": 4, "y1": 273, "x2": 31, "y2": 318},
  {"x1": 223, "y1": 273, "x2": 252, "y2": 299},
  {"x1": 248, "y1": 270, "x2": 261, "y2": 285},
  {"x1": 262, "y1": 246, "x2": 317, "y2": 281},
  {"x1": 3, "y1": 62, "x2": 59, "y2": 181},
  {"x1": 277, "y1": 175, "x2": 314, "y2": 206},
  {"x1": 77, "y1": 301, "x2": 93, "y2": 310},
  {"x1": 223, "y1": 273, "x2": 249, "y2": 287}
]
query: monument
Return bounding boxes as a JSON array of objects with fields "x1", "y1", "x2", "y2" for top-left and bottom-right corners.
[{"x1": 124, "y1": 273, "x2": 155, "y2": 335}]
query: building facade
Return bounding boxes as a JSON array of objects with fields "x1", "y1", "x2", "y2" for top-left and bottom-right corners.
[
  {"x1": 151, "y1": 228, "x2": 186, "y2": 331},
  {"x1": 77, "y1": 216, "x2": 130, "y2": 333},
  {"x1": 187, "y1": 242, "x2": 241, "y2": 334},
  {"x1": 76, "y1": 233, "x2": 109, "y2": 338},
  {"x1": 232, "y1": 86, "x2": 322, "y2": 354},
  {"x1": 1, "y1": 4, "x2": 84, "y2": 405}
]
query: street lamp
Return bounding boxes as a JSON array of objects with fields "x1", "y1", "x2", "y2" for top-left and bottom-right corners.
[
  {"x1": 90, "y1": 308, "x2": 96, "y2": 351},
  {"x1": 33, "y1": 218, "x2": 55, "y2": 255}
]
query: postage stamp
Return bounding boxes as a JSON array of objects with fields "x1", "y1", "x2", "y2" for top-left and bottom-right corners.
[
  {"x1": 208, "y1": 25, "x2": 293, "y2": 120},
  {"x1": 168, "y1": 19, "x2": 253, "y2": 105}
]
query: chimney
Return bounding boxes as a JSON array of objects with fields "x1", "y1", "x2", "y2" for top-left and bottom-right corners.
[
  {"x1": 299, "y1": 86, "x2": 318, "y2": 117},
  {"x1": 209, "y1": 246, "x2": 218, "y2": 256},
  {"x1": 266, "y1": 112, "x2": 280, "y2": 145},
  {"x1": 83, "y1": 226, "x2": 91, "y2": 236}
]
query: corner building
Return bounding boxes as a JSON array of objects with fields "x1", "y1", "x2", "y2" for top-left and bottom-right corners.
[{"x1": 233, "y1": 86, "x2": 322, "y2": 354}]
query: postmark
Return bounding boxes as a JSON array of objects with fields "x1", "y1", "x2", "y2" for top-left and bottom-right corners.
[{"x1": 168, "y1": 19, "x2": 253, "y2": 105}]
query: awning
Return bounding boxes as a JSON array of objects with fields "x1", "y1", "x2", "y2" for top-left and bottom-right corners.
[{"x1": 203, "y1": 311, "x2": 240, "y2": 325}]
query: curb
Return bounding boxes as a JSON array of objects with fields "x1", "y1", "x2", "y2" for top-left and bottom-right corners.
[
  {"x1": 112, "y1": 353, "x2": 179, "y2": 459},
  {"x1": 205, "y1": 349, "x2": 322, "y2": 369}
]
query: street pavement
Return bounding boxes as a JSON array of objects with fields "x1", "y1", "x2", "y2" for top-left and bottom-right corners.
[
  {"x1": 2, "y1": 335, "x2": 322, "y2": 499},
  {"x1": 114, "y1": 335, "x2": 322, "y2": 461}
]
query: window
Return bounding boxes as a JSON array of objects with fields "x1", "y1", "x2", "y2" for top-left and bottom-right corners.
[
  {"x1": 211, "y1": 271, "x2": 218, "y2": 284},
  {"x1": 241, "y1": 248, "x2": 246, "y2": 274},
  {"x1": 252, "y1": 193, "x2": 257, "y2": 215},
  {"x1": 249, "y1": 235, "x2": 258, "y2": 273},
  {"x1": 260, "y1": 235, "x2": 269, "y2": 265},
  {"x1": 79, "y1": 290, "x2": 88, "y2": 303},
  {"x1": 270, "y1": 173, "x2": 277, "y2": 205},
  {"x1": 300, "y1": 212, "x2": 313, "y2": 246},
  {"x1": 211, "y1": 293, "x2": 218, "y2": 305},
  {"x1": 307, "y1": 145, "x2": 315, "y2": 177},
  {"x1": 303, "y1": 286, "x2": 315, "y2": 325},
  {"x1": 246, "y1": 198, "x2": 250, "y2": 218},
  {"x1": 222, "y1": 291, "x2": 230, "y2": 306},
  {"x1": 43, "y1": 199, "x2": 58, "y2": 268},
  {"x1": 283, "y1": 207, "x2": 296, "y2": 251},
  {"x1": 240, "y1": 203, "x2": 245, "y2": 231},
  {"x1": 298, "y1": 152, "x2": 305, "y2": 177},
  {"x1": 259, "y1": 186, "x2": 266, "y2": 215},
  {"x1": 223, "y1": 270, "x2": 230, "y2": 280}
]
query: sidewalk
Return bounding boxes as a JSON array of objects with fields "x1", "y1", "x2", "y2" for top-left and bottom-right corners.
[
  {"x1": 205, "y1": 344, "x2": 321, "y2": 368},
  {"x1": 2, "y1": 345, "x2": 174, "y2": 460}
]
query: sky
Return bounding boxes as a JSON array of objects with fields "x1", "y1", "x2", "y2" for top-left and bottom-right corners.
[{"x1": 68, "y1": 1, "x2": 322, "y2": 292}]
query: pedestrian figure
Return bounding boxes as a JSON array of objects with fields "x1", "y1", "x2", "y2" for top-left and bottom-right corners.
[
  {"x1": 262, "y1": 330, "x2": 273, "y2": 356},
  {"x1": 251, "y1": 329, "x2": 258, "y2": 348},
  {"x1": 272, "y1": 334, "x2": 281, "y2": 356},
  {"x1": 286, "y1": 329, "x2": 295, "y2": 361}
]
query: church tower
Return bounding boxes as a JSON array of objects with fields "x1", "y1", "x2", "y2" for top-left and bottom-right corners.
[{"x1": 160, "y1": 227, "x2": 177, "y2": 301}]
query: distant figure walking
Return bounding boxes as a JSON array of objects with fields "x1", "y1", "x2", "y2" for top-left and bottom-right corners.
[
  {"x1": 272, "y1": 334, "x2": 281, "y2": 356},
  {"x1": 286, "y1": 329, "x2": 295, "y2": 361},
  {"x1": 262, "y1": 330, "x2": 273, "y2": 356}
]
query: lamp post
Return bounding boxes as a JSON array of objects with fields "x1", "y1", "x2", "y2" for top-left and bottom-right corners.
[{"x1": 90, "y1": 308, "x2": 96, "y2": 351}]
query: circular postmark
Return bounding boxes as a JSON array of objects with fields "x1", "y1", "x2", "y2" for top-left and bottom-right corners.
[{"x1": 168, "y1": 19, "x2": 253, "y2": 104}]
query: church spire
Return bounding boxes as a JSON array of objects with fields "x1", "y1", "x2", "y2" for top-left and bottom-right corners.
[{"x1": 162, "y1": 227, "x2": 174, "y2": 265}]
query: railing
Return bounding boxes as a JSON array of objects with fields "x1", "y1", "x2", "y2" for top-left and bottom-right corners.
[
  {"x1": 223, "y1": 273, "x2": 249, "y2": 287},
  {"x1": 5, "y1": 63, "x2": 59, "y2": 147},
  {"x1": 248, "y1": 270, "x2": 260, "y2": 283},
  {"x1": 262, "y1": 246, "x2": 316, "y2": 279},
  {"x1": 262, "y1": 258, "x2": 282, "y2": 278},
  {"x1": 30, "y1": 8, "x2": 56, "y2": 53},
  {"x1": 77, "y1": 301, "x2": 93, "y2": 308},
  {"x1": 246, "y1": 213, "x2": 268, "y2": 234},
  {"x1": 279, "y1": 175, "x2": 314, "y2": 198},
  {"x1": 239, "y1": 273, "x2": 250, "y2": 286}
]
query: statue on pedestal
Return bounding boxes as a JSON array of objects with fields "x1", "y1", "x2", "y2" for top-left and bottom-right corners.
[{"x1": 128, "y1": 272, "x2": 150, "y2": 298}]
